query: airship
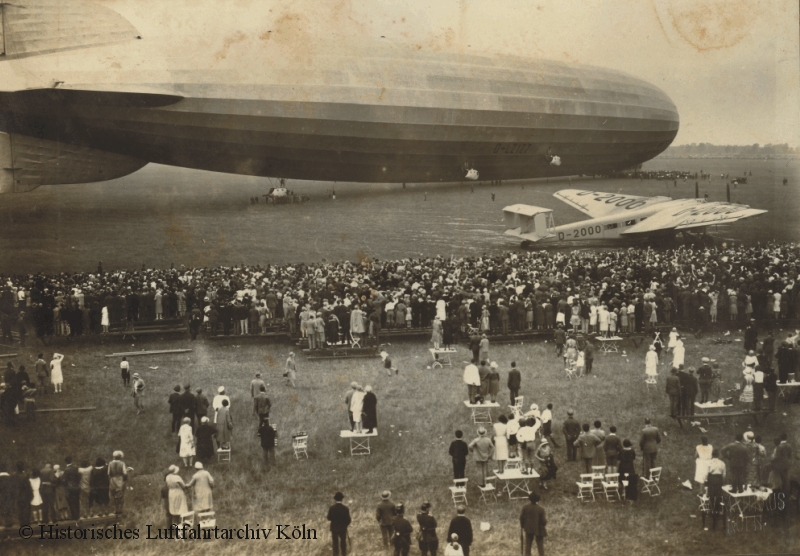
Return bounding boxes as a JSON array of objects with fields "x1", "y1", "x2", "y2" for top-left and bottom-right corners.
[{"x1": 0, "y1": 0, "x2": 679, "y2": 194}]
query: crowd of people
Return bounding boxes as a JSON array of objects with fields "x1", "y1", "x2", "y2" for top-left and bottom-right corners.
[{"x1": 1, "y1": 242, "x2": 799, "y2": 346}]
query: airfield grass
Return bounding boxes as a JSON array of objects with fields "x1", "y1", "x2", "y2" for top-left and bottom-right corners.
[{"x1": 1, "y1": 328, "x2": 798, "y2": 556}]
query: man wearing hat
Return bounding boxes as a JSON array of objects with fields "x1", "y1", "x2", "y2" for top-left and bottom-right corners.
[
  {"x1": 519, "y1": 491, "x2": 547, "y2": 556},
  {"x1": 375, "y1": 490, "x2": 397, "y2": 549},
  {"x1": 562, "y1": 410, "x2": 580, "y2": 462},
  {"x1": 697, "y1": 358, "x2": 714, "y2": 403},
  {"x1": 416, "y1": 501, "x2": 438, "y2": 556},
  {"x1": 326, "y1": 492, "x2": 351, "y2": 556},
  {"x1": 254, "y1": 385, "x2": 271, "y2": 424},
  {"x1": 447, "y1": 505, "x2": 473, "y2": 556},
  {"x1": 468, "y1": 427, "x2": 494, "y2": 487},
  {"x1": 392, "y1": 503, "x2": 413, "y2": 556}
]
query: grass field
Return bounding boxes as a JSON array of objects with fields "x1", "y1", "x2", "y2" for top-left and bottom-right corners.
[{"x1": 1, "y1": 327, "x2": 798, "y2": 556}]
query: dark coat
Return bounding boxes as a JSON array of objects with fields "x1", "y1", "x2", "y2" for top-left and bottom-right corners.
[
  {"x1": 447, "y1": 515, "x2": 473, "y2": 546},
  {"x1": 519, "y1": 502, "x2": 547, "y2": 537},
  {"x1": 449, "y1": 439, "x2": 469, "y2": 462},
  {"x1": 507, "y1": 368, "x2": 521, "y2": 389},
  {"x1": 196, "y1": 423, "x2": 217, "y2": 460},
  {"x1": 416, "y1": 512, "x2": 438, "y2": 544},
  {"x1": 327, "y1": 503, "x2": 351, "y2": 532},
  {"x1": 362, "y1": 392, "x2": 378, "y2": 430}
]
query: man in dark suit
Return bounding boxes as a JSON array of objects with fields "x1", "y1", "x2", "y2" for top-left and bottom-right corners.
[
  {"x1": 447, "y1": 505, "x2": 473, "y2": 556},
  {"x1": 180, "y1": 383, "x2": 196, "y2": 429},
  {"x1": 777, "y1": 341, "x2": 795, "y2": 383},
  {"x1": 562, "y1": 410, "x2": 581, "y2": 461},
  {"x1": 63, "y1": 456, "x2": 81, "y2": 519},
  {"x1": 770, "y1": 432, "x2": 793, "y2": 492},
  {"x1": 392, "y1": 503, "x2": 413, "y2": 556},
  {"x1": 15, "y1": 462, "x2": 32, "y2": 526},
  {"x1": 39, "y1": 462, "x2": 56, "y2": 523},
  {"x1": 684, "y1": 368, "x2": 699, "y2": 416},
  {"x1": 0, "y1": 463, "x2": 17, "y2": 527},
  {"x1": 697, "y1": 358, "x2": 714, "y2": 403},
  {"x1": 721, "y1": 433, "x2": 749, "y2": 493},
  {"x1": 449, "y1": 430, "x2": 469, "y2": 480},
  {"x1": 375, "y1": 490, "x2": 396, "y2": 549},
  {"x1": 168, "y1": 385, "x2": 182, "y2": 433},
  {"x1": 519, "y1": 491, "x2": 547, "y2": 556},
  {"x1": 468, "y1": 332, "x2": 481, "y2": 364},
  {"x1": 639, "y1": 418, "x2": 661, "y2": 478},
  {"x1": 508, "y1": 362, "x2": 521, "y2": 405},
  {"x1": 665, "y1": 368, "x2": 682, "y2": 418},
  {"x1": 327, "y1": 491, "x2": 351, "y2": 556}
]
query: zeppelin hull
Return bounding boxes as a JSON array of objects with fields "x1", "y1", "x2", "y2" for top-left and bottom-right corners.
[{"x1": 0, "y1": 47, "x2": 679, "y2": 186}]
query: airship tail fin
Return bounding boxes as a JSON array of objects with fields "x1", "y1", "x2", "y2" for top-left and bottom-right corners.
[
  {"x1": 0, "y1": 132, "x2": 146, "y2": 193},
  {"x1": 0, "y1": 0, "x2": 139, "y2": 61}
]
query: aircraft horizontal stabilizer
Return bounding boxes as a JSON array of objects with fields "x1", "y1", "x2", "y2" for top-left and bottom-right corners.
[
  {"x1": 0, "y1": 132, "x2": 147, "y2": 193},
  {"x1": 502, "y1": 204, "x2": 554, "y2": 242},
  {"x1": 0, "y1": 0, "x2": 139, "y2": 60}
]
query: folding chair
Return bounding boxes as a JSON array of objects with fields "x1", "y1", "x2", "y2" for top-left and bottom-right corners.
[
  {"x1": 641, "y1": 467, "x2": 662, "y2": 496},
  {"x1": 565, "y1": 365, "x2": 578, "y2": 380},
  {"x1": 697, "y1": 494, "x2": 710, "y2": 527},
  {"x1": 350, "y1": 331, "x2": 361, "y2": 349},
  {"x1": 505, "y1": 457, "x2": 522, "y2": 471},
  {"x1": 449, "y1": 478, "x2": 468, "y2": 506},
  {"x1": 602, "y1": 473, "x2": 621, "y2": 502},
  {"x1": 180, "y1": 512, "x2": 195, "y2": 527},
  {"x1": 577, "y1": 474, "x2": 595, "y2": 502},
  {"x1": 217, "y1": 444, "x2": 231, "y2": 463},
  {"x1": 645, "y1": 378, "x2": 657, "y2": 391},
  {"x1": 292, "y1": 432, "x2": 309, "y2": 459},
  {"x1": 737, "y1": 509, "x2": 762, "y2": 531},
  {"x1": 509, "y1": 396, "x2": 524, "y2": 416},
  {"x1": 591, "y1": 466, "x2": 606, "y2": 495},
  {"x1": 477, "y1": 477, "x2": 497, "y2": 504},
  {"x1": 197, "y1": 511, "x2": 216, "y2": 530}
]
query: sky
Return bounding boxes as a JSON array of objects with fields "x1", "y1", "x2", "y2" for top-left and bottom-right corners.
[{"x1": 41, "y1": 0, "x2": 800, "y2": 147}]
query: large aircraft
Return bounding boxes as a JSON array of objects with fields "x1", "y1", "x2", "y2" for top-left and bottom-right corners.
[
  {"x1": 503, "y1": 189, "x2": 767, "y2": 246},
  {"x1": 0, "y1": 0, "x2": 679, "y2": 194}
]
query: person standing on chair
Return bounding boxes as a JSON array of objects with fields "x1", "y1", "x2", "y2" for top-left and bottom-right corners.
[
  {"x1": 416, "y1": 501, "x2": 438, "y2": 556},
  {"x1": 507, "y1": 361, "x2": 521, "y2": 405},
  {"x1": 468, "y1": 427, "x2": 494, "y2": 487},
  {"x1": 375, "y1": 490, "x2": 396, "y2": 550},
  {"x1": 697, "y1": 358, "x2": 714, "y2": 403},
  {"x1": 447, "y1": 505, "x2": 473, "y2": 556},
  {"x1": 519, "y1": 491, "x2": 547, "y2": 556},
  {"x1": 449, "y1": 430, "x2": 469, "y2": 480},
  {"x1": 639, "y1": 418, "x2": 661, "y2": 478},
  {"x1": 327, "y1": 491, "x2": 351, "y2": 556}
]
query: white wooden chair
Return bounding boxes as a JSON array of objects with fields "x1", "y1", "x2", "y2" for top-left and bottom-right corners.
[
  {"x1": 509, "y1": 396, "x2": 524, "y2": 418},
  {"x1": 292, "y1": 432, "x2": 309, "y2": 459},
  {"x1": 641, "y1": 467, "x2": 662, "y2": 496},
  {"x1": 197, "y1": 511, "x2": 216, "y2": 530},
  {"x1": 645, "y1": 378, "x2": 657, "y2": 391},
  {"x1": 350, "y1": 331, "x2": 361, "y2": 349},
  {"x1": 180, "y1": 512, "x2": 195, "y2": 527},
  {"x1": 577, "y1": 474, "x2": 595, "y2": 502},
  {"x1": 477, "y1": 477, "x2": 497, "y2": 504},
  {"x1": 449, "y1": 478, "x2": 468, "y2": 506},
  {"x1": 591, "y1": 466, "x2": 606, "y2": 495},
  {"x1": 602, "y1": 473, "x2": 621, "y2": 502},
  {"x1": 565, "y1": 365, "x2": 578, "y2": 380},
  {"x1": 217, "y1": 444, "x2": 231, "y2": 463}
]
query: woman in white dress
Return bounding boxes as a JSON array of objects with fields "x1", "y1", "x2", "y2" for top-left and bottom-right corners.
[
  {"x1": 350, "y1": 385, "x2": 365, "y2": 433},
  {"x1": 598, "y1": 305, "x2": 609, "y2": 337},
  {"x1": 740, "y1": 368, "x2": 754, "y2": 404},
  {"x1": 645, "y1": 345, "x2": 659, "y2": 381},
  {"x1": 430, "y1": 316, "x2": 443, "y2": 349},
  {"x1": 178, "y1": 417, "x2": 196, "y2": 468},
  {"x1": 709, "y1": 291, "x2": 719, "y2": 322},
  {"x1": 493, "y1": 415, "x2": 509, "y2": 472},
  {"x1": 627, "y1": 303, "x2": 636, "y2": 334},
  {"x1": 165, "y1": 466, "x2": 188, "y2": 526},
  {"x1": 694, "y1": 436, "x2": 713, "y2": 487},
  {"x1": 50, "y1": 353, "x2": 65, "y2": 393},
  {"x1": 589, "y1": 303, "x2": 598, "y2": 334},
  {"x1": 667, "y1": 327, "x2": 678, "y2": 353},
  {"x1": 101, "y1": 305, "x2": 110, "y2": 333}
]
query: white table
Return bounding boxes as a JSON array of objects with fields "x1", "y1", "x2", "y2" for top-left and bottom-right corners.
[
  {"x1": 495, "y1": 469, "x2": 540, "y2": 500},
  {"x1": 463, "y1": 400, "x2": 500, "y2": 424},
  {"x1": 694, "y1": 400, "x2": 732, "y2": 424},
  {"x1": 777, "y1": 380, "x2": 800, "y2": 399},
  {"x1": 594, "y1": 336, "x2": 623, "y2": 353},
  {"x1": 340, "y1": 429, "x2": 377, "y2": 456},
  {"x1": 722, "y1": 485, "x2": 772, "y2": 515},
  {"x1": 429, "y1": 348, "x2": 457, "y2": 369}
]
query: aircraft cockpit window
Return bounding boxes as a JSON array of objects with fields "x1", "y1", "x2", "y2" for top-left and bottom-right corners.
[
  {"x1": 624, "y1": 220, "x2": 635, "y2": 226},
  {"x1": 605, "y1": 223, "x2": 618, "y2": 230}
]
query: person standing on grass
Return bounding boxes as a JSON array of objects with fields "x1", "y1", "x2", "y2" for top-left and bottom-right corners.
[
  {"x1": 180, "y1": 383, "x2": 196, "y2": 429},
  {"x1": 195, "y1": 388, "x2": 210, "y2": 422},
  {"x1": 50, "y1": 353, "x2": 64, "y2": 393},
  {"x1": 449, "y1": 430, "x2": 469, "y2": 480},
  {"x1": 120, "y1": 357, "x2": 130, "y2": 387},
  {"x1": 416, "y1": 501, "x2": 438, "y2": 556},
  {"x1": 132, "y1": 373, "x2": 145, "y2": 414},
  {"x1": 169, "y1": 386, "x2": 183, "y2": 432},
  {"x1": 573, "y1": 424, "x2": 601, "y2": 474},
  {"x1": 507, "y1": 361, "x2": 521, "y2": 405},
  {"x1": 540, "y1": 404, "x2": 559, "y2": 447},
  {"x1": 107, "y1": 451, "x2": 128, "y2": 516},
  {"x1": 639, "y1": 418, "x2": 660, "y2": 478},
  {"x1": 392, "y1": 503, "x2": 413, "y2": 556},
  {"x1": 254, "y1": 385, "x2": 271, "y2": 424},
  {"x1": 519, "y1": 491, "x2": 547, "y2": 556},
  {"x1": 468, "y1": 427, "x2": 494, "y2": 487},
  {"x1": 562, "y1": 409, "x2": 580, "y2": 462},
  {"x1": 583, "y1": 341, "x2": 594, "y2": 376},
  {"x1": 35, "y1": 354, "x2": 49, "y2": 395},
  {"x1": 327, "y1": 491, "x2": 351, "y2": 556},
  {"x1": 447, "y1": 505, "x2": 473, "y2": 556},
  {"x1": 375, "y1": 490, "x2": 397, "y2": 550},
  {"x1": 78, "y1": 460, "x2": 92, "y2": 519},
  {"x1": 250, "y1": 372, "x2": 265, "y2": 398},
  {"x1": 285, "y1": 352, "x2": 297, "y2": 387},
  {"x1": 178, "y1": 417, "x2": 196, "y2": 468},
  {"x1": 257, "y1": 420, "x2": 276, "y2": 468}
]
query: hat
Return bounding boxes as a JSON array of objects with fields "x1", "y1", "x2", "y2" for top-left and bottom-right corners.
[
  {"x1": 702, "y1": 357, "x2": 709, "y2": 362},
  {"x1": 132, "y1": 373, "x2": 140, "y2": 378},
  {"x1": 350, "y1": 381, "x2": 358, "y2": 388},
  {"x1": 218, "y1": 386, "x2": 225, "y2": 393},
  {"x1": 529, "y1": 403, "x2": 539, "y2": 412},
  {"x1": 380, "y1": 351, "x2": 389, "y2": 359},
  {"x1": 201, "y1": 416, "x2": 209, "y2": 423},
  {"x1": 333, "y1": 492, "x2": 345, "y2": 501},
  {"x1": 420, "y1": 501, "x2": 432, "y2": 511},
  {"x1": 381, "y1": 490, "x2": 391, "y2": 499},
  {"x1": 289, "y1": 352, "x2": 295, "y2": 357},
  {"x1": 567, "y1": 409, "x2": 574, "y2": 415},
  {"x1": 112, "y1": 450, "x2": 124, "y2": 459},
  {"x1": 396, "y1": 503, "x2": 405, "y2": 512},
  {"x1": 182, "y1": 417, "x2": 190, "y2": 424},
  {"x1": 168, "y1": 465, "x2": 180, "y2": 473},
  {"x1": 477, "y1": 426, "x2": 487, "y2": 435},
  {"x1": 194, "y1": 462, "x2": 203, "y2": 469}
]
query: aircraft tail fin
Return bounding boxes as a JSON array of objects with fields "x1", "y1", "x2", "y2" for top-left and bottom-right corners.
[
  {"x1": 1, "y1": 0, "x2": 139, "y2": 60},
  {"x1": 0, "y1": 132, "x2": 146, "y2": 193}
]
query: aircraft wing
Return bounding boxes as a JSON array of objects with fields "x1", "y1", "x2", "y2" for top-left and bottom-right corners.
[
  {"x1": 553, "y1": 189, "x2": 671, "y2": 219},
  {"x1": 621, "y1": 202, "x2": 767, "y2": 235}
]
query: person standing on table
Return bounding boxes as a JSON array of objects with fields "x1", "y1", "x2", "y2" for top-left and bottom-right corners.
[
  {"x1": 721, "y1": 432, "x2": 749, "y2": 493},
  {"x1": 562, "y1": 409, "x2": 581, "y2": 462},
  {"x1": 507, "y1": 362, "x2": 521, "y2": 405},
  {"x1": 416, "y1": 501, "x2": 439, "y2": 556},
  {"x1": 477, "y1": 361, "x2": 490, "y2": 401},
  {"x1": 776, "y1": 341, "x2": 794, "y2": 384},
  {"x1": 468, "y1": 332, "x2": 481, "y2": 363},
  {"x1": 350, "y1": 385, "x2": 365, "y2": 433},
  {"x1": 697, "y1": 357, "x2": 714, "y2": 403},
  {"x1": 468, "y1": 427, "x2": 494, "y2": 487},
  {"x1": 344, "y1": 382, "x2": 357, "y2": 431},
  {"x1": 540, "y1": 403, "x2": 559, "y2": 447},
  {"x1": 216, "y1": 399, "x2": 234, "y2": 448},
  {"x1": 392, "y1": 503, "x2": 414, "y2": 556},
  {"x1": 50, "y1": 353, "x2": 64, "y2": 393},
  {"x1": 165, "y1": 465, "x2": 188, "y2": 527},
  {"x1": 327, "y1": 491, "x2": 351, "y2": 556},
  {"x1": 449, "y1": 430, "x2": 469, "y2": 480},
  {"x1": 447, "y1": 505, "x2": 473, "y2": 556},
  {"x1": 195, "y1": 416, "x2": 217, "y2": 464},
  {"x1": 463, "y1": 364, "x2": 480, "y2": 404},
  {"x1": 375, "y1": 490, "x2": 397, "y2": 550},
  {"x1": 519, "y1": 491, "x2": 547, "y2": 556},
  {"x1": 285, "y1": 353, "x2": 297, "y2": 387},
  {"x1": 362, "y1": 386, "x2": 378, "y2": 434},
  {"x1": 487, "y1": 362, "x2": 500, "y2": 403},
  {"x1": 639, "y1": 418, "x2": 660, "y2": 478}
]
